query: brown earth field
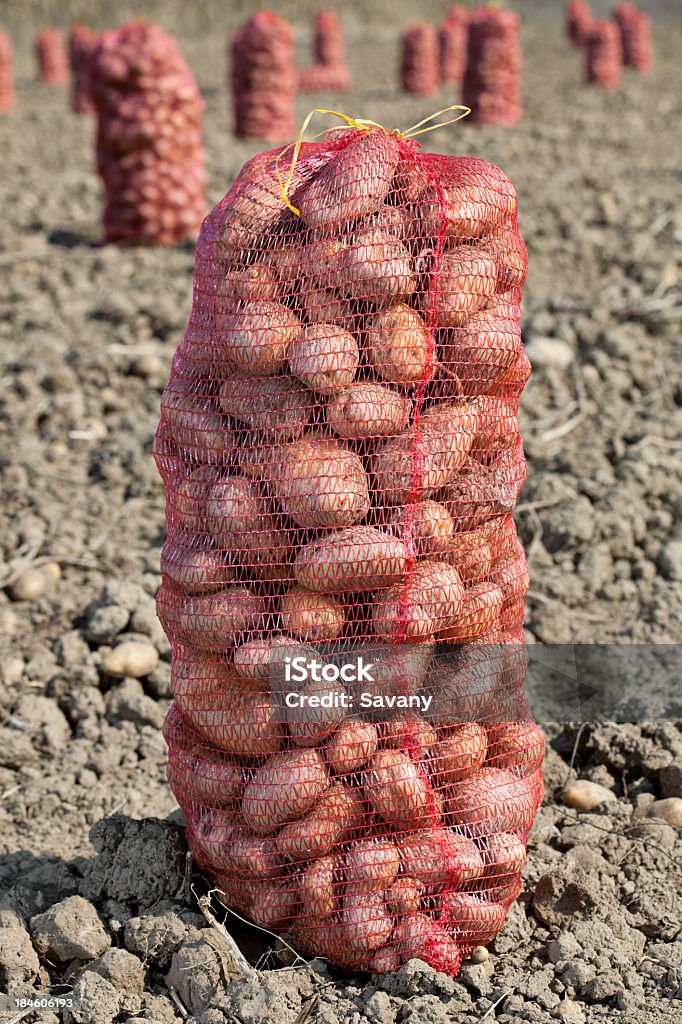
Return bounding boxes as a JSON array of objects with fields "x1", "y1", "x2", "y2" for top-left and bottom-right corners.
[{"x1": 0, "y1": 2, "x2": 681, "y2": 1023}]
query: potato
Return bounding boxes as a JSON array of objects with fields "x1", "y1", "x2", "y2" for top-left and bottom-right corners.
[
  {"x1": 288, "y1": 323, "x2": 359, "y2": 394},
  {"x1": 358, "y1": 643, "x2": 435, "y2": 705},
  {"x1": 219, "y1": 263, "x2": 280, "y2": 304},
  {"x1": 386, "y1": 877, "x2": 423, "y2": 916},
  {"x1": 301, "y1": 286, "x2": 350, "y2": 327},
  {"x1": 443, "y1": 456, "x2": 521, "y2": 531},
  {"x1": 172, "y1": 465, "x2": 222, "y2": 533},
  {"x1": 429, "y1": 724, "x2": 487, "y2": 785},
  {"x1": 339, "y1": 227, "x2": 415, "y2": 305},
  {"x1": 420, "y1": 163, "x2": 517, "y2": 239},
  {"x1": 279, "y1": 586, "x2": 345, "y2": 643},
  {"x1": 368, "y1": 203, "x2": 414, "y2": 242},
  {"x1": 271, "y1": 437, "x2": 370, "y2": 529},
  {"x1": 439, "y1": 892, "x2": 506, "y2": 946},
  {"x1": 342, "y1": 890, "x2": 393, "y2": 953},
  {"x1": 491, "y1": 542, "x2": 530, "y2": 622},
  {"x1": 187, "y1": 810, "x2": 237, "y2": 870},
  {"x1": 326, "y1": 719, "x2": 379, "y2": 774},
  {"x1": 160, "y1": 542, "x2": 235, "y2": 593},
  {"x1": 389, "y1": 500, "x2": 454, "y2": 557},
  {"x1": 218, "y1": 375, "x2": 314, "y2": 440},
  {"x1": 446, "y1": 767, "x2": 539, "y2": 836},
  {"x1": 160, "y1": 379, "x2": 235, "y2": 458},
  {"x1": 423, "y1": 249, "x2": 498, "y2": 329},
  {"x1": 490, "y1": 350, "x2": 532, "y2": 394},
  {"x1": 289, "y1": 914, "x2": 370, "y2": 970},
  {"x1": 371, "y1": 400, "x2": 478, "y2": 504},
  {"x1": 223, "y1": 832, "x2": 283, "y2": 878},
  {"x1": 440, "y1": 310, "x2": 522, "y2": 396},
  {"x1": 393, "y1": 153, "x2": 433, "y2": 204},
  {"x1": 166, "y1": 743, "x2": 244, "y2": 810},
  {"x1": 444, "y1": 527, "x2": 493, "y2": 582},
  {"x1": 299, "y1": 238, "x2": 345, "y2": 291},
  {"x1": 326, "y1": 383, "x2": 412, "y2": 440},
  {"x1": 285, "y1": 675, "x2": 350, "y2": 749},
  {"x1": 276, "y1": 782, "x2": 364, "y2": 861},
  {"x1": 372, "y1": 560, "x2": 465, "y2": 641},
  {"x1": 233, "y1": 635, "x2": 313, "y2": 686},
  {"x1": 345, "y1": 838, "x2": 400, "y2": 894},
  {"x1": 300, "y1": 853, "x2": 343, "y2": 917},
  {"x1": 295, "y1": 526, "x2": 410, "y2": 594},
  {"x1": 241, "y1": 748, "x2": 329, "y2": 834},
  {"x1": 366, "y1": 304, "x2": 436, "y2": 385},
  {"x1": 363, "y1": 749, "x2": 439, "y2": 830},
  {"x1": 295, "y1": 130, "x2": 400, "y2": 230},
  {"x1": 174, "y1": 587, "x2": 264, "y2": 652},
  {"x1": 393, "y1": 913, "x2": 462, "y2": 974},
  {"x1": 472, "y1": 395, "x2": 519, "y2": 455},
  {"x1": 398, "y1": 829, "x2": 484, "y2": 887},
  {"x1": 484, "y1": 832, "x2": 527, "y2": 881},
  {"x1": 367, "y1": 946, "x2": 401, "y2": 973},
  {"x1": 248, "y1": 877, "x2": 298, "y2": 929},
  {"x1": 490, "y1": 226, "x2": 528, "y2": 289},
  {"x1": 485, "y1": 722, "x2": 545, "y2": 775},
  {"x1": 382, "y1": 716, "x2": 437, "y2": 754},
  {"x1": 216, "y1": 301, "x2": 301, "y2": 377},
  {"x1": 172, "y1": 661, "x2": 283, "y2": 755}
]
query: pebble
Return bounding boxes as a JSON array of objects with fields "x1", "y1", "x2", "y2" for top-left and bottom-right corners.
[
  {"x1": 561, "y1": 781, "x2": 617, "y2": 811},
  {"x1": 551, "y1": 999, "x2": 586, "y2": 1022},
  {"x1": 30, "y1": 895, "x2": 111, "y2": 961},
  {"x1": 10, "y1": 568, "x2": 49, "y2": 601},
  {"x1": 524, "y1": 336, "x2": 574, "y2": 370},
  {"x1": 86, "y1": 604, "x2": 130, "y2": 645},
  {"x1": 41, "y1": 561, "x2": 62, "y2": 582},
  {"x1": 636, "y1": 798, "x2": 682, "y2": 827},
  {"x1": 100, "y1": 641, "x2": 158, "y2": 679},
  {"x1": 658, "y1": 539, "x2": 682, "y2": 581}
]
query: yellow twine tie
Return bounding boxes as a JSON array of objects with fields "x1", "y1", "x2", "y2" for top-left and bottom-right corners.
[{"x1": 276, "y1": 105, "x2": 471, "y2": 217}]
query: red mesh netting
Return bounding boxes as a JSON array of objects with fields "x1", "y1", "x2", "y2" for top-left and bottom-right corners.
[
  {"x1": 401, "y1": 24, "x2": 440, "y2": 99},
  {"x1": 585, "y1": 20, "x2": 622, "y2": 88},
  {"x1": 89, "y1": 20, "x2": 206, "y2": 247},
  {"x1": 231, "y1": 11, "x2": 297, "y2": 141},
  {"x1": 566, "y1": 0, "x2": 593, "y2": 50},
  {"x1": 462, "y1": 9, "x2": 522, "y2": 126},
  {"x1": 439, "y1": 7, "x2": 469, "y2": 89},
  {"x1": 0, "y1": 32, "x2": 16, "y2": 112},
  {"x1": 36, "y1": 28, "x2": 69, "y2": 86},
  {"x1": 69, "y1": 24, "x2": 98, "y2": 114},
  {"x1": 614, "y1": 4, "x2": 654, "y2": 72},
  {"x1": 154, "y1": 126, "x2": 542, "y2": 974},
  {"x1": 297, "y1": 9, "x2": 351, "y2": 93}
]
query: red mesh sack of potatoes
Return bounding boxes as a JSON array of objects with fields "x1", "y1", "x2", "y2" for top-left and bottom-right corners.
[
  {"x1": 231, "y1": 11, "x2": 297, "y2": 141},
  {"x1": 155, "y1": 121, "x2": 543, "y2": 974},
  {"x1": 614, "y1": 4, "x2": 653, "y2": 72},
  {"x1": 439, "y1": 7, "x2": 469, "y2": 89},
  {"x1": 462, "y1": 9, "x2": 523, "y2": 126},
  {"x1": 89, "y1": 20, "x2": 206, "y2": 246},
  {"x1": 566, "y1": 0, "x2": 593, "y2": 49},
  {"x1": 401, "y1": 24, "x2": 440, "y2": 98},
  {"x1": 36, "y1": 28, "x2": 69, "y2": 86},
  {"x1": 585, "y1": 20, "x2": 622, "y2": 88},
  {"x1": 69, "y1": 24, "x2": 98, "y2": 114},
  {"x1": 297, "y1": 9, "x2": 351, "y2": 93},
  {"x1": 0, "y1": 31, "x2": 16, "y2": 112}
]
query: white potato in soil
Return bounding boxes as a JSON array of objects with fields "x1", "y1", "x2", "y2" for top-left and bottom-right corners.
[{"x1": 288, "y1": 323, "x2": 359, "y2": 394}]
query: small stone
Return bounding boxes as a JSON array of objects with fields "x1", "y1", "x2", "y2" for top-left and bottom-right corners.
[
  {"x1": 469, "y1": 946, "x2": 489, "y2": 964},
  {"x1": 86, "y1": 605, "x2": 130, "y2": 645},
  {"x1": 41, "y1": 561, "x2": 62, "y2": 582},
  {"x1": 0, "y1": 656, "x2": 24, "y2": 684},
  {"x1": 547, "y1": 933, "x2": 581, "y2": 964},
  {"x1": 100, "y1": 641, "x2": 158, "y2": 679},
  {"x1": 30, "y1": 896, "x2": 111, "y2": 962},
  {"x1": 561, "y1": 781, "x2": 617, "y2": 811},
  {"x1": 105, "y1": 677, "x2": 164, "y2": 729},
  {"x1": 636, "y1": 798, "x2": 682, "y2": 827},
  {"x1": 626, "y1": 820, "x2": 676, "y2": 849},
  {"x1": 551, "y1": 998, "x2": 585, "y2": 1022},
  {"x1": 524, "y1": 337, "x2": 574, "y2": 370},
  {"x1": 89, "y1": 947, "x2": 145, "y2": 994},
  {"x1": 0, "y1": 922, "x2": 40, "y2": 985},
  {"x1": 10, "y1": 569, "x2": 47, "y2": 602},
  {"x1": 659, "y1": 539, "x2": 682, "y2": 581}
]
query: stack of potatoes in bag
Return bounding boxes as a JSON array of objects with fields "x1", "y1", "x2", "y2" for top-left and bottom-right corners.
[{"x1": 155, "y1": 124, "x2": 544, "y2": 975}]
